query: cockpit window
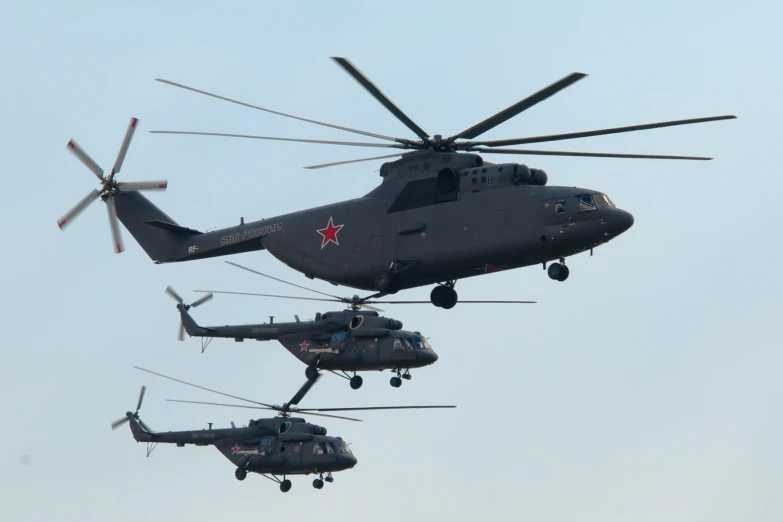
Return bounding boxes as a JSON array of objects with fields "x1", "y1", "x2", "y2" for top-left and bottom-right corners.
[
  {"x1": 555, "y1": 199, "x2": 566, "y2": 214},
  {"x1": 600, "y1": 194, "x2": 616, "y2": 208},
  {"x1": 313, "y1": 441, "x2": 334, "y2": 455},
  {"x1": 329, "y1": 440, "x2": 352, "y2": 455},
  {"x1": 392, "y1": 339, "x2": 404, "y2": 352},
  {"x1": 579, "y1": 195, "x2": 597, "y2": 212},
  {"x1": 412, "y1": 337, "x2": 426, "y2": 349}
]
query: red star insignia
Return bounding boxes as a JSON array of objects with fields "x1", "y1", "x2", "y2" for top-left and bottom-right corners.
[
  {"x1": 485, "y1": 264, "x2": 500, "y2": 273},
  {"x1": 316, "y1": 216, "x2": 344, "y2": 249},
  {"x1": 231, "y1": 444, "x2": 240, "y2": 455},
  {"x1": 299, "y1": 340, "x2": 310, "y2": 352}
]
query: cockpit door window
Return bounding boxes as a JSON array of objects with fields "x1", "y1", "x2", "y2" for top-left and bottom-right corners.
[{"x1": 579, "y1": 195, "x2": 597, "y2": 212}]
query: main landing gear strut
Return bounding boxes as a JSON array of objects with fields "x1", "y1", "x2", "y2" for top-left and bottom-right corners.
[
  {"x1": 390, "y1": 369, "x2": 412, "y2": 388},
  {"x1": 546, "y1": 258, "x2": 570, "y2": 282},
  {"x1": 430, "y1": 282, "x2": 458, "y2": 309}
]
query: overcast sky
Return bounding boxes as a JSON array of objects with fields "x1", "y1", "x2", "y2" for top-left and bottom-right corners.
[{"x1": 1, "y1": 1, "x2": 780, "y2": 521}]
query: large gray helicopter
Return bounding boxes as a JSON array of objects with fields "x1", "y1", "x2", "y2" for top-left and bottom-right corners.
[
  {"x1": 59, "y1": 57, "x2": 735, "y2": 307},
  {"x1": 114, "y1": 367, "x2": 454, "y2": 492},
  {"x1": 167, "y1": 261, "x2": 534, "y2": 387}
]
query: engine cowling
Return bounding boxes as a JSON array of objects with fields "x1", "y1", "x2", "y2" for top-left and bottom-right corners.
[{"x1": 530, "y1": 168, "x2": 548, "y2": 186}]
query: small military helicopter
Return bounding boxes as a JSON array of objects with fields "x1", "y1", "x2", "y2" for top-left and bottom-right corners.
[
  {"x1": 113, "y1": 367, "x2": 454, "y2": 492},
  {"x1": 59, "y1": 57, "x2": 736, "y2": 307},
  {"x1": 167, "y1": 261, "x2": 534, "y2": 387}
]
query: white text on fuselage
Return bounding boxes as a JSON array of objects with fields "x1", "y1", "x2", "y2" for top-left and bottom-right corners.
[{"x1": 221, "y1": 223, "x2": 282, "y2": 246}]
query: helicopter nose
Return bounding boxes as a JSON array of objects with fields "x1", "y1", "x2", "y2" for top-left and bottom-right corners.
[
  {"x1": 418, "y1": 350, "x2": 438, "y2": 365},
  {"x1": 603, "y1": 208, "x2": 634, "y2": 237},
  {"x1": 339, "y1": 453, "x2": 358, "y2": 469}
]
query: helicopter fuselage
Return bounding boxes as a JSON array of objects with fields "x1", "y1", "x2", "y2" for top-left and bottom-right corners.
[
  {"x1": 127, "y1": 413, "x2": 357, "y2": 476},
  {"x1": 181, "y1": 308, "x2": 439, "y2": 372},
  {"x1": 115, "y1": 151, "x2": 634, "y2": 292}
]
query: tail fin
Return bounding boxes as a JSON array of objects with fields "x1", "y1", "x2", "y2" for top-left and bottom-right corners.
[
  {"x1": 179, "y1": 307, "x2": 215, "y2": 337},
  {"x1": 126, "y1": 413, "x2": 155, "y2": 442},
  {"x1": 113, "y1": 191, "x2": 194, "y2": 262}
]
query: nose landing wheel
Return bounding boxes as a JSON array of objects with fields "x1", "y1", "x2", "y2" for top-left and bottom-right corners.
[{"x1": 547, "y1": 260, "x2": 570, "y2": 282}]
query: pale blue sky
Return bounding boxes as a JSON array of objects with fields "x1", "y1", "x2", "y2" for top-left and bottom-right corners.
[{"x1": 1, "y1": 1, "x2": 781, "y2": 521}]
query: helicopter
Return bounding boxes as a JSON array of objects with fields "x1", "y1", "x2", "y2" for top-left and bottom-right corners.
[
  {"x1": 113, "y1": 367, "x2": 454, "y2": 492},
  {"x1": 58, "y1": 57, "x2": 736, "y2": 308},
  {"x1": 166, "y1": 261, "x2": 535, "y2": 387}
]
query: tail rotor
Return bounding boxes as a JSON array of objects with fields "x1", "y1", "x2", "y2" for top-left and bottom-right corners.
[
  {"x1": 58, "y1": 117, "x2": 169, "y2": 253},
  {"x1": 166, "y1": 286, "x2": 213, "y2": 341},
  {"x1": 111, "y1": 385, "x2": 153, "y2": 432}
]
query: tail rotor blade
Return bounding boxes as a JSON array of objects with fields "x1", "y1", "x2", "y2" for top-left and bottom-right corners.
[
  {"x1": 111, "y1": 117, "x2": 138, "y2": 176},
  {"x1": 57, "y1": 189, "x2": 101, "y2": 230},
  {"x1": 111, "y1": 417, "x2": 129, "y2": 430},
  {"x1": 67, "y1": 139, "x2": 104, "y2": 180},
  {"x1": 105, "y1": 197, "x2": 125, "y2": 254},
  {"x1": 136, "y1": 385, "x2": 146, "y2": 413},
  {"x1": 178, "y1": 320, "x2": 185, "y2": 342},
  {"x1": 165, "y1": 286, "x2": 184, "y2": 304},
  {"x1": 117, "y1": 180, "x2": 168, "y2": 191},
  {"x1": 190, "y1": 293, "x2": 213, "y2": 308}
]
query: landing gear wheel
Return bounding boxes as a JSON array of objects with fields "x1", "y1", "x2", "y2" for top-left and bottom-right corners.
[
  {"x1": 235, "y1": 468, "x2": 246, "y2": 481},
  {"x1": 390, "y1": 376, "x2": 402, "y2": 388},
  {"x1": 280, "y1": 479, "x2": 292, "y2": 493},
  {"x1": 305, "y1": 366, "x2": 319, "y2": 380},
  {"x1": 313, "y1": 478, "x2": 324, "y2": 489},
  {"x1": 350, "y1": 375, "x2": 363, "y2": 390},
  {"x1": 402, "y1": 372, "x2": 412, "y2": 381},
  {"x1": 547, "y1": 262, "x2": 569, "y2": 282},
  {"x1": 442, "y1": 288, "x2": 458, "y2": 309},
  {"x1": 325, "y1": 475, "x2": 334, "y2": 483},
  {"x1": 430, "y1": 285, "x2": 448, "y2": 307}
]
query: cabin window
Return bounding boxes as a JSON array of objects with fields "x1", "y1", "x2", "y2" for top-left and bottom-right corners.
[
  {"x1": 579, "y1": 195, "x2": 597, "y2": 212},
  {"x1": 555, "y1": 200, "x2": 566, "y2": 214}
]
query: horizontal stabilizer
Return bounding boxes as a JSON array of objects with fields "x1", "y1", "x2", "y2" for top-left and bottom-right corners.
[{"x1": 146, "y1": 220, "x2": 204, "y2": 236}]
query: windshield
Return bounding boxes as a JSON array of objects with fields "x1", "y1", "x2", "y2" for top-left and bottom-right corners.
[
  {"x1": 407, "y1": 336, "x2": 430, "y2": 349},
  {"x1": 600, "y1": 193, "x2": 616, "y2": 208},
  {"x1": 328, "y1": 440, "x2": 352, "y2": 455}
]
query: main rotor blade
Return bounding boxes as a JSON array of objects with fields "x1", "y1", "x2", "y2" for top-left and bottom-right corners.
[
  {"x1": 155, "y1": 78, "x2": 404, "y2": 143},
  {"x1": 471, "y1": 147, "x2": 712, "y2": 161},
  {"x1": 331, "y1": 57, "x2": 429, "y2": 140},
  {"x1": 134, "y1": 366, "x2": 275, "y2": 408},
  {"x1": 357, "y1": 303, "x2": 383, "y2": 313},
  {"x1": 165, "y1": 286, "x2": 184, "y2": 304},
  {"x1": 150, "y1": 131, "x2": 406, "y2": 149},
  {"x1": 287, "y1": 375, "x2": 321, "y2": 408},
  {"x1": 117, "y1": 180, "x2": 168, "y2": 191},
  {"x1": 57, "y1": 189, "x2": 100, "y2": 230},
  {"x1": 300, "y1": 405, "x2": 456, "y2": 412},
  {"x1": 67, "y1": 139, "x2": 104, "y2": 179},
  {"x1": 136, "y1": 386, "x2": 146, "y2": 412},
  {"x1": 193, "y1": 290, "x2": 341, "y2": 304},
  {"x1": 105, "y1": 196, "x2": 125, "y2": 254},
  {"x1": 470, "y1": 115, "x2": 738, "y2": 147},
  {"x1": 111, "y1": 117, "x2": 138, "y2": 176},
  {"x1": 303, "y1": 152, "x2": 405, "y2": 170},
  {"x1": 190, "y1": 293, "x2": 214, "y2": 308},
  {"x1": 167, "y1": 399, "x2": 362, "y2": 422},
  {"x1": 371, "y1": 300, "x2": 536, "y2": 304},
  {"x1": 111, "y1": 417, "x2": 129, "y2": 430},
  {"x1": 450, "y1": 72, "x2": 587, "y2": 140},
  {"x1": 225, "y1": 261, "x2": 344, "y2": 300}
]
